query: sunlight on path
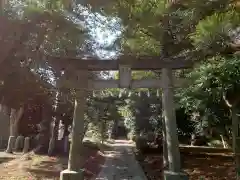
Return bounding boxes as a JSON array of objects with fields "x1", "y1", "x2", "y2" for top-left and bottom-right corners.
[{"x1": 95, "y1": 140, "x2": 147, "y2": 180}]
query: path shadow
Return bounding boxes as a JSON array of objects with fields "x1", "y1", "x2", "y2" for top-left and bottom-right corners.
[
  {"x1": 33, "y1": 160, "x2": 65, "y2": 169},
  {"x1": 137, "y1": 152, "x2": 235, "y2": 180},
  {"x1": 25, "y1": 156, "x2": 65, "y2": 179},
  {"x1": 27, "y1": 168, "x2": 60, "y2": 179},
  {"x1": 0, "y1": 157, "x2": 15, "y2": 164},
  {"x1": 182, "y1": 154, "x2": 235, "y2": 179}
]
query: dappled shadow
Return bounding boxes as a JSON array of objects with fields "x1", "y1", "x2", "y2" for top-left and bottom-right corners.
[
  {"x1": 27, "y1": 168, "x2": 59, "y2": 180},
  {"x1": 27, "y1": 144, "x2": 106, "y2": 179},
  {"x1": 136, "y1": 153, "x2": 164, "y2": 179},
  {"x1": 0, "y1": 157, "x2": 15, "y2": 164},
  {"x1": 32, "y1": 159, "x2": 65, "y2": 170},
  {"x1": 110, "y1": 140, "x2": 135, "y2": 148},
  {"x1": 25, "y1": 157, "x2": 64, "y2": 180},
  {"x1": 26, "y1": 152, "x2": 106, "y2": 180},
  {"x1": 114, "y1": 140, "x2": 132, "y2": 144},
  {"x1": 182, "y1": 154, "x2": 235, "y2": 180},
  {"x1": 84, "y1": 150, "x2": 106, "y2": 178},
  {"x1": 96, "y1": 141, "x2": 147, "y2": 180},
  {"x1": 137, "y1": 151, "x2": 236, "y2": 180}
]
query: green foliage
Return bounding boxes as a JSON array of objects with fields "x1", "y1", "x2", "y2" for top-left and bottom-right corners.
[
  {"x1": 179, "y1": 56, "x2": 240, "y2": 110},
  {"x1": 177, "y1": 55, "x2": 240, "y2": 138},
  {"x1": 0, "y1": 0, "x2": 89, "y2": 109},
  {"x1": 105, "y1": 0, "x2": 231, "y2": 56},
  {"x1": 107, "y1": 0, "x2": 166, "y2": 55},
  {"x1": 190, "y1": 10, "x2": 240, "y2": 54},
  {"x1": 86, "y1": 90, "x2": 124, "y2": 140}
]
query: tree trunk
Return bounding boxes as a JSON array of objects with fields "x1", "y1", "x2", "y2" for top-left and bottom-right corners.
[
  {"x1": 0, "y1": 0, "x2": 7, "y2": 11},
  {"x1": 101, "y1": 120, "x2": 105, "y2": 144},
  {"x1": 48, "y1": 117, "x2": 60, "y2": 156},
  {"x1": 6, "y1": 107, "x2": 24, "y2": 153},
  {"x1": 34, "y1": 107, "x2": 51, "y2": 154},
  {"x1": 112, "y1": 119, "x2": 118, "y2": 139},
  {"x1": 0, "y1": 103, "x2": 10, "y2": 149},
  {"x1": 10, "y1": 107, "x2": 24, "y2": 136},
  {"x1": 220, "y1": 135, "x2": 229, "y2": 149},
  {"x1": 83, "y1": 123, "x2": 89, "y2": 137},
  {"x1": 190, "y1": 134, "x2": 195, "y2": 146},
  {"x1": 231, "y1": 107, "x2": 240, "y2": 179},
  {"x1": 63, "y1": 123, "x2": 70, "y2": 139}
]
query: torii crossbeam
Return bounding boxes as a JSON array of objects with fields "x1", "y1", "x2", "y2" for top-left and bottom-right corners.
[{"x1": 49, "y1": 55, "x2": 193, "y2": 71}]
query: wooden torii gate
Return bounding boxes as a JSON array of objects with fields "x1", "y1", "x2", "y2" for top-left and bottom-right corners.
[{"x1": 51, "y1": 55, "x2": 193, "y2": 180}]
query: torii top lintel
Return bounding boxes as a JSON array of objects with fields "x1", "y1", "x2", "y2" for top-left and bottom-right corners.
[{"x1": 49, "y1": 55, "x2": 193, "y2": 71}]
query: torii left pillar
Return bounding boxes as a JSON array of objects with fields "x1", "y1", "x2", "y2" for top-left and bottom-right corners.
[
  {"x1": 60, "y1": 70, "x2": 88, "y2": 180},
  {"x1": 162, "y1": 68, "x2": 188, "y2": 180}
]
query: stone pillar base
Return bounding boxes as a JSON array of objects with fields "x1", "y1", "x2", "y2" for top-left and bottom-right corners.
[
  {"x1": 60, "y1": 169, "x2": 83, "y2": 180},
  {"x1": 164, "y1": 171, "x2": 188, "y2": 180},
  {"x1": 5, "y1": 136, "x2": 16, "y2": 153},
  {"x1": 23, "y1": 137, "x2": 30, "y2": 154}
]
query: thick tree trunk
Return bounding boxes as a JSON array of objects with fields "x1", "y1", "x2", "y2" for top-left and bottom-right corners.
[
  {"x1": 34, "y1": 107, "x2": 51, "y2": 154},
  {"x1": 83, "y1": 123, "x2": 89, "y2": 137},
  {"x1": 231, "y1": 107, "x2": 240, "y2": 179},
  {"x1": 100, "y1": 119, "x2": 106, "y2": 144},
  {"x1": 0, "y1": 0, "x2": 6, "y2": 10},
  {"x1": 6, "y1": 107, "x2": 24, "y2": 153},
  {"x1": 63, "y1": 124, "x2": 70, "y2": 139},
  {"x1": 60, "y1": 123, "x2": 70, "y2": 154},
  {"x1": 112, "y1": 119, "x2": 118, "y2": 139},
  {"x1": 10, "y1": 107, "x2": 24, "y2": 136},
  {"x1": 0, "y1": 103, "x2": 10, "y2": 148},
  {"x1": 223, "y1": 91, "x2": 240, "y2": 178},
  {"x1": 48, "y1": 117, "x2": 60, "y2": 156}
]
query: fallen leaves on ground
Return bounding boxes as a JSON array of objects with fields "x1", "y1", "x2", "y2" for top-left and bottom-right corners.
[
  {"x1": 138, "y1": 153, "x2": 235, "y2": 180},
  {"x1": 0, "y1": 143, "x2": 107, "y2": 180}
]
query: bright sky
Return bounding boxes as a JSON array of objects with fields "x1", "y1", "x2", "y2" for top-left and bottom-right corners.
[
  {"x1": 71, "y1": 4, "x2": 121, "y2": 80},
  {"x1": 9, "y1": 1, "x2": 120, "y2": 84},
  {"x1": 46, "y1": 4, "x2": 120, "y2": 84},
  {"x1": 9, "y1": 0, "x2": 122, "y2": 59},
  {"x1": 73, "y1": 4, "x2": 122, "y2": 59}
]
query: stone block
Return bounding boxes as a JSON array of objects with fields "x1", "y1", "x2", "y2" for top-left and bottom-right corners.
[
  {"x1": 15, "y1": 136, "x2": 24, "y2": 151},
  {"x1": 23, "y1": 137, "x2": 30, "y2": 153},
  {"x1": 164, "y1": 171, "x2": 189, "y2": 180},
  {"x1": 60, "y1": 169, "x2": 83, "y2": 180},
  {"x1": 5, "y1": 136, "x2": 16, "y2": 153}
]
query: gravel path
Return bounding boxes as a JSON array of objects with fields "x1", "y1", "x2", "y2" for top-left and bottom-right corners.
[{"x1": 96, "y1": 140, "x2": 147, "y2": 180}]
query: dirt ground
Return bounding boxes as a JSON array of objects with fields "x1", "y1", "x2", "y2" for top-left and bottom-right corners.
[
  {"x1": 0, "y1": 142, "x2": 108, "y2": 180},
  {"x1": 138, "y1": 153, "x2": 235, "y2": 180}
]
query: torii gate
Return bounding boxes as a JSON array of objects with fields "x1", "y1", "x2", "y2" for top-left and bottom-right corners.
[{"x1": 50, "y1": 55, "x2": 193, "y2": 180}]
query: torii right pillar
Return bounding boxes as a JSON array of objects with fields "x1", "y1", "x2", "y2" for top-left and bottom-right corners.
[{"x1": 161, "y1": 68, "x2": 188, "y2": 180}]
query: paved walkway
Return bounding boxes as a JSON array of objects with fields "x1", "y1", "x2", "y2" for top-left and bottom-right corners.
[{"x1": 96, "y1": 140, "x2": 147, "y2": 180}]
